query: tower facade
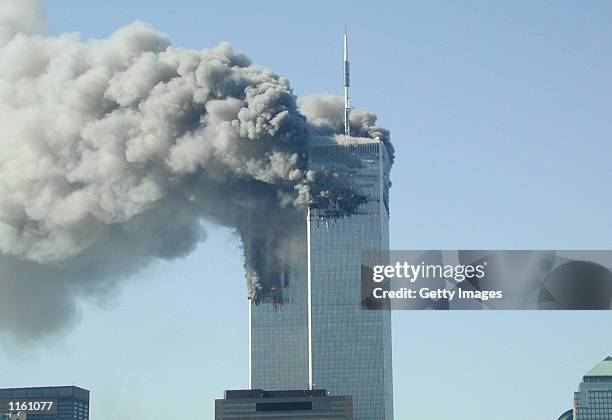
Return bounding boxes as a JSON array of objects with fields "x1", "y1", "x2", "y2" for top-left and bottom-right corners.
[
  {"x1": 573, "y1": 356, "x2": 612, "y2": 419},
  {"x1": 249, "y1": 31, "x2": 393, "y2": 420},
  {"x1": 249, "y1": 139, "x2": 393, "y2": 419},
  {"x1": 307, "y1": 139, "x2": 393, "y2": 420},
  {"x1": 249, "y1": 235, "x2": 309, "y2": 390},
  {"x1": 0, "y1": 386, "x2": 89, "y2": 420}
]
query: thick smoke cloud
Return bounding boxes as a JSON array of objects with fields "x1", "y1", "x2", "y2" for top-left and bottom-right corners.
[{"x1": 0, "y1": 0, "x2": 391, "y2": 340}]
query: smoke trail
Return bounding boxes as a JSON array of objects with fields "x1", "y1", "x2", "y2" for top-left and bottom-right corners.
[{"x1": 0, "y1": 0, "x2": 392, "y2": 339}]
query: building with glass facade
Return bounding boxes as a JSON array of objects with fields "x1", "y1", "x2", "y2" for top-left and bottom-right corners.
[
  {"x1": 0, "y1": 386, "x2": 89, "y2": 420},
  {"x1": 573, "y1": 356, "x2": 612, "y2": 419},
  {"x1": 249, "y1": 229, "x2": 310, "y2": 390},
  {"x1": 249, "y1": 138, "x2": 393, "y2": 420},
  {"x1": 215, "y1": 389, "x2": 352, "y2": 419}
]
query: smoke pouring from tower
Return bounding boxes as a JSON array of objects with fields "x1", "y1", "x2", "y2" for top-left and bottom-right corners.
[{"x1": 0, "y1": 0, "x2": 393, "y2": 340}]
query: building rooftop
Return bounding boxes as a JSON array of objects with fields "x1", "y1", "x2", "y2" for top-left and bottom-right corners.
[
  {"x1": 584, "y1": 356, "x2": 612, "y2": 378},
  {"x1": 0, "y1": 385, "x2": 88, "y2": 391},
  {"x1": 224, "y1": 389, "x2": 328, "y2": 399},
  {"x1": 308, "y1": 132, "x2": 382, "y2": 147},
  {"x1": 0, "y1": 385, "x2": 90, "y2": 401}
]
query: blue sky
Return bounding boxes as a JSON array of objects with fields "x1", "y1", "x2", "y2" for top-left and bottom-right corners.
[{"x1": 1, "y1": 1, "x2": 612, "y2": 419}]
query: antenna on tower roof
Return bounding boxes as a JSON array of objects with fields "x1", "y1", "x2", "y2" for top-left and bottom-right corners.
[{"x1": 343, "y1": 28, "x2": 351, "y2": 136}]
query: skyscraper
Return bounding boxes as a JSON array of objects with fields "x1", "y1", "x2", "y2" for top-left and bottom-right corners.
[
  {"x1": 0, "y1": 386, "x2": 89, "y2": 420},
  {"x1": 573, "y1": 356, "x2": 612, "y2": 419},
  {"x1": 307, "y1": 139, "x2": 393, "y2": 420},
  {"x1": 249, "y1": 32, "x2": 393, "y2": 420}
]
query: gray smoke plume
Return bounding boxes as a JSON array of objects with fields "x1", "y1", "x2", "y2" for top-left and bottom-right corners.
[{"x1": 0, "y1": 0, "x2": 392, "y2": 340}]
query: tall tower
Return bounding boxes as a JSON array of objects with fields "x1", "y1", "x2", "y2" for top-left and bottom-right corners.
[
  {"x1": 306, "y1": 139, "x2": 393, "y2": 420},
  {"x1": 249, "y1": 31, "x2": 393, "y2": 420},
  {"x1": 573, "y1": 356, "x2": 612, "y2": 419}
]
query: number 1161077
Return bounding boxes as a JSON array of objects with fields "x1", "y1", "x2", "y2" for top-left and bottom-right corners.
[{"x1": 8, "y1": 401, "x2": 54, "y2": 411}]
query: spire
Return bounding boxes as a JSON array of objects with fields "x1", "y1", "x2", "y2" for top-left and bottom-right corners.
[
  {"x1": 344, "y1": 27, "x2": 349, "y2": 61},
  {"x1": 343, "y1": 29, "x2": 351, "y2": 136}
]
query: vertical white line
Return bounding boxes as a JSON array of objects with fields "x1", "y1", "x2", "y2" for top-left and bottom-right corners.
[
  {"x1": 248, "y1": 299, "x2": 252, "y2": 389},
  {"x1": 307, "y1": 207, "x2": 313, "y2": 389},
  {"x1": 379, "y1": 142, "x2": 385, "y2": 248}
]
